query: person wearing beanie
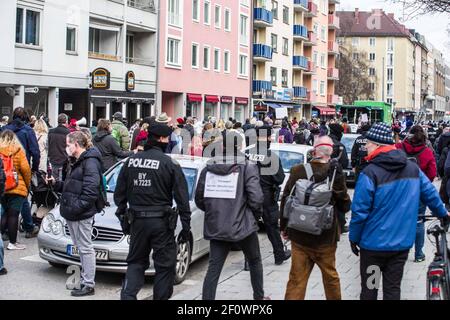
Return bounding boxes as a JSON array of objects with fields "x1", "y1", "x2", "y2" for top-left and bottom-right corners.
[
  {"x1": 111, "y1": 112, "x2": 131, "y2": 151},
  {"x1": 328, "y1": 123, "x2": 349, "y2": 173},
  {"x1": 351, "y1": 124, "x2": 371, "y2": 180},
  {"x1": 350, "y1": 122, "x2": 450, "y2": 300}
]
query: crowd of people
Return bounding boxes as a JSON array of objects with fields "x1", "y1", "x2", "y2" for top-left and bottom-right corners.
[{"x1": 1, "y1": 106, "x2": 450, "y2": 301}]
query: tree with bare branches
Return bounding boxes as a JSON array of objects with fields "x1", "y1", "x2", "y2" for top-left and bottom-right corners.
[
  {"x1": 389, "y1": 0, "x2": 450, "y2": 20},
  {"x1": 336, "y1": 46, "x2": 376, "y2": 105}
]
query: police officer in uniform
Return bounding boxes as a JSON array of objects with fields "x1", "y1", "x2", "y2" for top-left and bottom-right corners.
[
  {"x1": 351, "y1": 124, "x2": 371, "y2": 180},
  {"x1": 246, "y1": 125, "x2": 291, "y2": 265},
  {"x1": 114, "y1": 124, "x2": 191, "y2": 300}
]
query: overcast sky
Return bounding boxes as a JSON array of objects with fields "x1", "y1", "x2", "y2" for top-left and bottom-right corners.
[{"x1": 338, "y1": 0, "x2": 450, "y2": 64}]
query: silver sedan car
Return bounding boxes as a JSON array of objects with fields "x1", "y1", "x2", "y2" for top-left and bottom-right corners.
[{"x1": 37, "y1": 155, "x2": 210, "y2": 284}]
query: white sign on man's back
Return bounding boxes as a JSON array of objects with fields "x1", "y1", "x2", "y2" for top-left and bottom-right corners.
[
  {"x1": 361, "y1": 114, "x2": 368, "y2": 123},
  {"x1": 204, "y1": 172, "x2": 239, "y2": 199}
]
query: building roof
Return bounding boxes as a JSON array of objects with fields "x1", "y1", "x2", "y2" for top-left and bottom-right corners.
[{"x1": 337, "y1": 9, "x2": 412, "y2": 38}]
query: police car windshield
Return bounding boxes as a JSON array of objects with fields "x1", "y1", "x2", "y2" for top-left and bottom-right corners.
[
  {"x1": 341, "y1": 136, "x2": 357, "y2": 155},
  {"x1": 106, "y1": 162, "x2": 197, "y2": 200},
  {"x1": 272, "y1": 150, "x2": 304, "y2": 173}
]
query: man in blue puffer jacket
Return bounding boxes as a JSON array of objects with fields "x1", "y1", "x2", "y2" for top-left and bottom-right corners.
[{"x1": 350, "y1": 122, "x2": 450, "y2": 301}]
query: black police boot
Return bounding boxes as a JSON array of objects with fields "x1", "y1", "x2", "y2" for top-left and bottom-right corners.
[
  {"x1": 71, "y1": 285, "x2": 95, "y2": 297},
  {"x1": 244, "y1": 259, "x2": 249, "y2": 271}
]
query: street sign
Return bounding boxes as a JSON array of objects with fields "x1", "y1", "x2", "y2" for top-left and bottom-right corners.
[{"x1": 24, "y1": 87, "x2": 39, "y2": 94}]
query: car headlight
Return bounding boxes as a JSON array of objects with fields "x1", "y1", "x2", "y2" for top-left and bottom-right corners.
[
  {"x1": 42, "y1": 214, "x2": 63, "y2": 235},
  {"x1": 42, "y1": 214, "x2": 55, "y2": 233}
]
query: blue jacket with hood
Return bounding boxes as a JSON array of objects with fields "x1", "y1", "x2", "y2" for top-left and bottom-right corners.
[{"x1": 350, "y1": 149, "x2": 447, "y2": 251}]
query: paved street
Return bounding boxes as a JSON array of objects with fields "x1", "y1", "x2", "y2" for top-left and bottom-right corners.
[{"x1": 1, "y1": 183, "x2": 441, "y2": 301}]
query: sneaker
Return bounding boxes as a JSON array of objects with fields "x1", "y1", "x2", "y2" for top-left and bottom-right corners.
[
  {"x1": 25, "y1": 226, "x2": 40, "y2": 239},
  {"x1": 414, "y1": 256, "x2": 426, "y2": 263},
  {"x1": 1, "y1": 233, "x2": 8, "y2": 242},
  {"x1": 71, "y1": 285, "x2": 95, "y2": 297},
  {"x1": 0, "y1": 268, "x2": 7, "y2": 275},
  {"x1": 275, "y1": 250, "x2": 292, "y2": 265},
  {"x1": 7, "y1": 243, "x2": 26, "y2": 250}
]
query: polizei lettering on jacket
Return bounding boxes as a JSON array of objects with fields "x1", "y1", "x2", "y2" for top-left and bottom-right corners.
[{"x1": 128, "y1": 158, "x2": 160, "y2": 169}]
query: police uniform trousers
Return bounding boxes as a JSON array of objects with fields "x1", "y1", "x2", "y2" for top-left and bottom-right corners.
[
  {"x1": 121, "y1": 217, "x2": 177, "y2": 300},
  {"x1": 262, "y1": 191, "x2": 285, "y2": 262}
]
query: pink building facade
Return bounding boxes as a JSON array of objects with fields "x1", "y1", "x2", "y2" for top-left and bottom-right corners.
[{"x1": 157, "y1": 0, "x2": 252, "y2": 123}]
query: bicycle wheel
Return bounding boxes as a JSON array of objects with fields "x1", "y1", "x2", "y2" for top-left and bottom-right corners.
[{"x1": 427, "y1": 277, "x2": 445, "y2": 300}]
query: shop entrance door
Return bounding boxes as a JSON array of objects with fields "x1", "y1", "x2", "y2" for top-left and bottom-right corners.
[
  {"x1": 111, "y1": 101, "x2": 122, "y2": 118},
  {"x1": 95, "y1": 106, "x2": 106, "y2": 120},
  {"x1": 127, "y1": 103, "x2": 137, "y2": 126}
]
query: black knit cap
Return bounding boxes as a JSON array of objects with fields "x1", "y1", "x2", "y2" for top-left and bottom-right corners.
[{"x1": 148, "y1": 124, "x2": 172, "y2": 137}]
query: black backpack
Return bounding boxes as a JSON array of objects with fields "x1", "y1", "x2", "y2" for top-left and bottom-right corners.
[{"x1": 438, "y1": 146, "x2": 450, "y2": 178}]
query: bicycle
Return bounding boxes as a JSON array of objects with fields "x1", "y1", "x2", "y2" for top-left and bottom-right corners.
[{"x1": 422, "y1": 215, "x2": 450, "y2": 300}]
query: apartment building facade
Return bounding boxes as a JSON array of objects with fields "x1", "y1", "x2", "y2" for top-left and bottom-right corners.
[
  {"x1": 252, "y1": 0, "x2": 339, "y2": 120},
  {"x1": 157, "y1": 0, "x2": 251, "y2": 123},
  {"x1": 0, "y1": 0, "x2": 157, "y2": 127},
  {"x1": 337, "y1": 9, "x2": 417, "y2": 119},
  {"x1": 432, "y1": 48, "x2": 446, "y2": 120},
  {"x1": 446, "y1": 65, "x2": 450, "y2": 119}
]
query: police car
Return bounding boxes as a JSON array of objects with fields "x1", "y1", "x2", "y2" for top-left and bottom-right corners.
[{"x1": 37, "y1": 155, "x2": 210, "y2": 284}]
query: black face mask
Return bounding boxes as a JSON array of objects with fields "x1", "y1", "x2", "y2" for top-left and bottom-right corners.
[{"x1": 156, "y1": 141, "x2": 169, "y2": 150}]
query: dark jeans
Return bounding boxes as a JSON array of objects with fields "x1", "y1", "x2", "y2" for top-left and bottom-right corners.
[
  {"x1": 21, "y1": 199, "x2": 34, "y2": 232},
  {"x1": 360, "y1": 249, "x2": 409, "y2": 300},
  {"x1": 262, "y1": 199, "x2": 285, "y2": 261},
  {"x1": 415, "y1": 202, "x2": 426, "y2": 260},
  {"x1": 121, "y1": 217, "x2": 176, "y2": 300},
  {"x1": 202, "y1": 232, "x2": 264, "y2": 300}
]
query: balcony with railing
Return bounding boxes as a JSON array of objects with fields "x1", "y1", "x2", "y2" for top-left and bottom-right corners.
[
  {"x1": 327, "y1": 94, "x2": 339, "y2": 104},
  {"x1": 293, "y1": 0, "x2": 308, "y2": 11},
  {"x1": 305, "y1": 1, "x2": 318, "y2": 17},
  {"x1": 253, "y1": 44, "x2": 273, "y2": 62},
  {"x1": 307, "y1": 90, "x2": 317, "y2": 102},
  {"x1": 127, "y1": 0, "x2": 155, "y2": 12},
  {"x1": 293, "y1": 56, "x2": 308, "y2": 70},
  {"x1": 254, "y1": 8, "x2": 273, "y2": 28},
  {"x1": 328, "y1": 14, "x2": 340, "y2": 29},
  {"x1": 293, "y1": 25, "x2": 308, "y2": 41},
  {"x1": 303, "y1": 60, "x2": 316, "y2": 74},
  {"x1": 303, "y1": 31, "x2": 317, "y2": 46},
  {"x1": 253, "y1": 80, "x2": 272, "y2": 93},
  {"x1": 328, "y1": 68, "x2": 339, "y2": 80},
  {"x1": 293, "y1": 86, "x2": 308, "y2": 99},
  {"x1": 328, "y1": 41, "x2": 339, "y2": 54}
]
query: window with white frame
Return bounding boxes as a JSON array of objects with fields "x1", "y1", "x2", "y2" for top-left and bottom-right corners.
[
  {"x1": 16, "y1": 7, "x2": 41, "y2": 46},
  {"x1": 387, "y1": 98, "x2": 393, "y2": 104},
  {"x1": 271, "y1": 34, "x2": 278, "y2": 53},
  {"x1": 282, "y1": 38, "x2": 288, "y2": 55},
  {"x1": 320, "y1": 54, "x2": 326, "y2": 68},
  {"x1": 214, "y1": 5, "x2": 221, "y2": 28},
  {"x1": 352, "y1": 37, "x2": 359, "y2": 47},
  {"x1": 313, "y1": 51, "x2": 318, "y2": 65},
  {"x1": 321, "y1": 26, "x2": 326, "y2": 41},
  {"x1": 239, "y1": 15, "x2": 248, "y2": 45},
  {"x1": 313, "y1": 79, "x2": 318, "y2": 93},
  {"x1": 224, "y1": 9, "x2": 231, "y2": 31},
  {"x1": 168, "y1": 0, "x2": 181, "y2": 27},
  {"x1": 224, "y1": 50, "x2": 230, "y2": 73},
  {"x1": 387, "y1": 53, "x2": 394, "y2": 66},
  {"x1": 272, "y1": 1, "x2": 278, "y2": 20},
  {"x1": 192, "y1": 43, "x2": 199, "y2": 68},
  {"x1": 352, "y1": 52, "x2": 359, "y2": 60},
  {"x1": 282, "y1": 6, "x2": 289, "y2": 24},
  {"x1": 192, "y1": 0, "x2": 199, "y2": 22},
  {"x1": 320, "y1": 81, "x2": 325, "y2": 96},
  {"x1": 370, "y1": 82, "x2": 375, "y2": 91},
  {"x1": 387, "y1": 68, "x2": 393, "y2": 81},
  {"x1": 388, "y1": 38, "x2": 394, "y2": 51},
  {"x1": 204, "y1": 1, "x2": 211, "y2": 25},
  {"x1": 270, "y1": 67, "x2": 277, "y2": 86},
  {"x1": 369, "y1": 68, "x2": 376, "y2": 76},
  {"x1": 369, "y1": 37, "x2": 376, "y2": 46},
  {"x1": 387, "y1": 83, "x2": 393, "y2": 97},
  {"x1": 313, "y1": 23, "x2": 319, "y2": 35},
  {"x1": 167, "y1": 38, "x2": 181, "y2": 66},
  {"x1": 203, "y1": 46, "x2": 210, "y2": 69},
  {"x1": 214, "y1": 48, "x2": 220, "y2": 71},
  {"x1": 369, "y1": 53, "x2": 376, "y2": 61},
  {"x1": 239, "y1": 54, "x2": 248, "y2": 76},
  {"x1": 282, "y1": 69, "x2": 288, "y2": 87},
  {"x1": 66, "y1": 26, "x2": 77, "y2": 53}
]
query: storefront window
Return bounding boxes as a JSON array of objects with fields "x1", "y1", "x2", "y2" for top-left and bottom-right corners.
[
  {"x1": 235, "y1": 105, "x2": 243, "y2": 123},
  {"x1": 204, "y1": 102, "x2": 217, "y2": 119},
  {"x1": 186, "y1": 102, "x2": 200, "y2": 118}
]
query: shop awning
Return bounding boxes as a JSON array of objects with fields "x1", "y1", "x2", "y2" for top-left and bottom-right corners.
[
  {"x1": 205, "y1": 95, "x2": 219, "y2": 103},
  {"x1": 314, "y1": 106, "x2": 336, "y2": 115},
  {"x1": 187, "y1": 93, "x2": 202, "y2": 102},
  {"x1": 89, "y1": 22, "x2": 121, "y2": 33},
  {"x1": 221, "y1": 96, "x2": 233, "y2": 104},
  {"x1": 279, "y1": 104, "x2": 295, "y2": 109},
  {"x1": 266, "y1": 103, "x2": 281, "y2": 109},
  {"x1": 235, "y1": 97, "x2": 249, "y2": 105}
]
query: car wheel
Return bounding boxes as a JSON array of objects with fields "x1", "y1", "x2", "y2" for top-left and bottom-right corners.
[
  {"x1": 174, "y1": 240, "x2": 191, "y2": 285},
  {"x1": 49, "y1": 262, "x2": 67, "y2": 269}
]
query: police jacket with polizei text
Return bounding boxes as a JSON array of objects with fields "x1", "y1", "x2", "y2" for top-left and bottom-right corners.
[
  {"x1": 246, "y1": 146, "x2": 285, "y2": 196},
  {"x1": 113, "y1": 146, "x2": 191, "y2": 231},
  {"x1": 351, "y1": 133, "x2": 368, "y2": 168}
]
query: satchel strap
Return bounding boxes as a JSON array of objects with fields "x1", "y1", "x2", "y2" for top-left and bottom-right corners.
[{"x1": 304, "y1": 163, "x2": 313, "y2": 181}]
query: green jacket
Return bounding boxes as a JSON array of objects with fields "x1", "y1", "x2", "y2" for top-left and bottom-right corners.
[{"x1": 111, "y1": 120, "x2": 130, "y2": 151}]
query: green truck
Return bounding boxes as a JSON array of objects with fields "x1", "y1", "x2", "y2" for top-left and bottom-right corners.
[{"x1": 337, "y1": 101, "x2": 393, "y2": 125}]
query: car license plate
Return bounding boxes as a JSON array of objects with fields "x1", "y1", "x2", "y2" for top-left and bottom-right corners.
[{"x1": 67, "y1": 245, "x2": 109, "y2": 261}]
